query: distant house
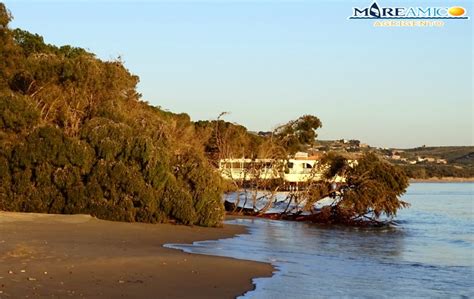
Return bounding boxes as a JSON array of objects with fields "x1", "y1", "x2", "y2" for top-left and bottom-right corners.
[
  {"x1": 294, "y1": 151, "x2": 309, "y2": 159},
  {"x1": 218, "y1": 154, "x2": 354, "y2": 183},
  {"x1": 390, "y1": 150, "x2": 402, "y2": 160},
  {"x1": 417, "y1": 156, "x2": 436, "y2": 163}
]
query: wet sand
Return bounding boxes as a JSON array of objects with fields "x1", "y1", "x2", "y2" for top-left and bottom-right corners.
[{"x1": 0, "y1": 212, "x2": 273, "y2": 298}]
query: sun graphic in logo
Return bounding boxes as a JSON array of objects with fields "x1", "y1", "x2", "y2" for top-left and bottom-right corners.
[{"x1": 448, "y1": 7, "x2": 465, "y2": 16}]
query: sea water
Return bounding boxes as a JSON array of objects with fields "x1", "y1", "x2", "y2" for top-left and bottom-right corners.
[{"x1": 166, "y1": 183, "x2": 474, "y2": 298}]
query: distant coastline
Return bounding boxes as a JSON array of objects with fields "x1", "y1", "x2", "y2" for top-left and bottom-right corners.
[{"x1": 410, "y1": 177, "x2": 474, "y2": 183}]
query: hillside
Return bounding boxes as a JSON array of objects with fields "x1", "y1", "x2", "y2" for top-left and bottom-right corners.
[
  {"x1": 400, "y1": 146, "x2": 474, "y2": 165},
  {"x1": 312, "y1": 140, "x2": 474, "y2": 179}
]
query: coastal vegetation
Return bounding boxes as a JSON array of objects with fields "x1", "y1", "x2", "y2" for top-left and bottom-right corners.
[
  {"x1": 196, "y1": 114, "x2": 323, "y2": 161},
  {"x1": 397, "y1": 146, "x2": 474, "y2": 179},
  {"x1": 0, "y1": 4, "x2": 223, "y2": 226},
  {"x1": 307, "y1": 152, "x2": 410, "y2": 225},
  {"x1": 222, "y1": 152, "x2": 410, "y2": 225},
  {"x1": 209, "y1": 115, "x2": 410, "y2": 225},
  {"x1": 0, "y1": 3, "x2": 411, "y2": 227},
  {"x1": 401, "y1": 164, "x2": 474, "y2": 180}
]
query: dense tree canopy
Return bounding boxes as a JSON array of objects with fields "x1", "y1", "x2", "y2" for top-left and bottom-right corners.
[
  {"x1": 195, "y1": 119, "x2": 263, "y2": 161},
  {"x1": 274, "y1": 115, "x2": 322, "y2": 154},
  {"x1": 322, "y1": 153, "x2": 410, "y2": 223},
  {"x1": 196, "y1": 114, "x2": 323, "y2": 161},
  {"x1": 0, "y1": 3, "x2": 11, "y2": 28},
  {"x1": 0, "y1": 5, "x2": 224, "y2": 226}
]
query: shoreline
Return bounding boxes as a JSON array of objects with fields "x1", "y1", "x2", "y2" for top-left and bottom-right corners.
[
  {"x1": 0, "y1": 212, "x2": 274, "y2": 298},
  {"x1": 409, "y1": 177, "x2": 474, "y2": 183}
]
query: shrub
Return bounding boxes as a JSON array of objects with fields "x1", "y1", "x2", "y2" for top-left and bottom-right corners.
[
  {"x1": 0, "y1": 94, "x2": 39, "y2": 132},
  {"x1": 0, "y1": 8, "x2": 227, "y2": 227}
]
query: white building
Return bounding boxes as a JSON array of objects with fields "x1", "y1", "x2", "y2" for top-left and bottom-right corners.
[{"x1": 218, "y1": 156, "x2": 352, "y2": 183}]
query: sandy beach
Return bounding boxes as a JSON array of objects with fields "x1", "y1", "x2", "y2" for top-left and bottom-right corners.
[{"x1": 0, "y1": 212, "x2": 273, "y2": 298}]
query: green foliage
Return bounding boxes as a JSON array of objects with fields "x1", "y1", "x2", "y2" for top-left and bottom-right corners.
[
  {"x1": 402, "y1": 146, "x2": 474, "y2": 165},
  {"x1": 401, "y1": 164, "x2": 474, "y2": 179},
  {"x1": 0, "y1": 5, "x2": 226, "y2": 227},
  {"x1": 195, "y1": 119, "x2": 263, "y2": 160},
  {"x1": 173, "y1": 150, "x2": 224, "y2": 226},
  {"x1": 81, "y1": 118, "x2": 134, "y2": 161},
  {"x1": 318, "y1": 152, "x2": 409, "y2": 224},
  {"x1": 11, "y1": 126, "x2": 94, "y2": 171},
  {"x1": 343, "y1": 153, "x2": 409, "y2": 218},
  {"x1": 160, "y1": 177, "x2": 198, "y2": 225},
  {"x1": 321, "y1": 152, "x2": 347, "y2": 179},
  {"x1": 274, "y1": 115, "x2": 322, "y2": 154},
  {"x1": 0, "y1": 3, "x2": 11, "y2": 28},
  {"x1": 13, "y1": 29, "x2": 55, "y2": 56},
  {"x1": 195, "y1": 114, "x2": 322, "y2": 160},
  {"x1": 86, "y1": 161, "x2": 152, "y2": 222},
  {"x1": 389, "y1": 146, "x2": 474, "y2": 178},
  {"x1": 0, "y1": 93, "x2": 39, "y2": 132}
]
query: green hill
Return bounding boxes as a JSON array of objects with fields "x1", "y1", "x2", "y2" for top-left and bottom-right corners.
[{"x1": 401, "y1": 146, "x2": 474, "y2": 165}]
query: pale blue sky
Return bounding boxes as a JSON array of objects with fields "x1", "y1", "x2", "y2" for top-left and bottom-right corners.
[{"x1": 4, "y1": 0, "x2": 473, "y2": 148}]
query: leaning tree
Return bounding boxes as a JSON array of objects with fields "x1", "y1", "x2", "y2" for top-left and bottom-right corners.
[
  {"x1": 303, "y1": 152, "x2": 410, "y2": 225},
  {"x1": 213, "y1": 113, "x2": 410, "y2": 226},
  {"x1": 226, "y1": 152, "x2": 410, "y2": 226}
]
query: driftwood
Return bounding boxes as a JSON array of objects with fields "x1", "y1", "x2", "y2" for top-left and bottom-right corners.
[{"x1": 224, "y1": 200, "x2": 258, "y2": 216}]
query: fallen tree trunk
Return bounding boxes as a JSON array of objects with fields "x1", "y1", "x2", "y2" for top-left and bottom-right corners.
[{"x1": 225, "y1": 200, "x2": 390, "y2": 227}]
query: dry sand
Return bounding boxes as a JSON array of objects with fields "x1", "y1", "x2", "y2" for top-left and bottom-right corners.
[{"x1": 0, "y1": 212, "x2": 273, "y2": 298}]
